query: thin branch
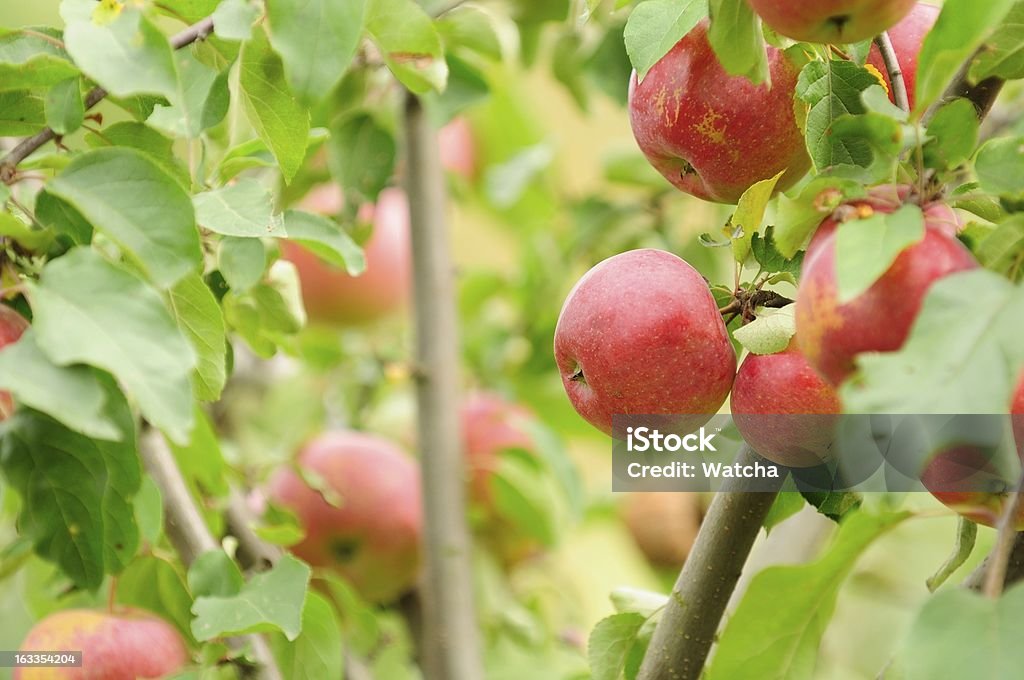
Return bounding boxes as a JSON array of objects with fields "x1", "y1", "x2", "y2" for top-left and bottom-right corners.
[
  {"x1": 982, "y1": 469, "x2": 1024, "y2": 598},
  {"x1": 225, "y1": 489, "x2": 283, "y2": 572},
  {"x1": 0, "y1": 16, "x2": 214, "y2": 183},
  {"x1": 636, "y1": 445, "x2": 785, "y2": 680},
  {"x1": 873, "y1": 31, "x2": 910, "y2": 113},
  {"x1": 964, "y1": 532, "x2": 1024, "y2": 592},
  {"x1": 402, "y1": 92, "x2": 484, "y2": 680},
  {"x1": 922, "y1": 45, "x2": 1004, "y2": 125},
  {"x1": 139, "y1": 430, "x2": 283, "y2": 680}
]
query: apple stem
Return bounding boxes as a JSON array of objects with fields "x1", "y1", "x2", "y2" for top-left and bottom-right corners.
[
  {"x1": 139, "y1": 429, "x2": 284, "y2": 680},
  {"x1": 402, "y1": 92, "x2": 485, "y2": 680},
  {"x1": 0, "y1": 15, "x2": 215, "y2": 183},
  {"x1": 872, "y1": 31, "x2": 910, "y2": 113},
  {"x1": 635, "y1": 445, "x2": 785, "y2": 680}
]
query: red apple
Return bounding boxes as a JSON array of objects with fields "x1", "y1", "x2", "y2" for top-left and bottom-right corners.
[
  {"x1": 795, "y1": 202, "x2": 977, "y2": 385},
  {"x1": 731, "y1": 339, "x2": 842, "y2": 467},
  {"x1": 283, "y1": 186, "x2": 411, "y2": 325},
  {"x1": 1013, "y1": 372, "x2": 1024, "y2": 456},
  {"x1": 628, "y1": 21, "x2": 810, "y2": 204},
  {"x1": 14, "y1": 608, "x2": 188, "y2": 680},
  {"x1": 0, "y1": 304, "x2": 29, "y2": 420},
  {"x1": 462, "y1": 392, "x2": 535, "y2": 507},
  {"x1": 747, "y1": 0, "x2": 916, "y2": 44},
  {"x1": 267, "y1": 431, "x2": 422, "y2": 602},
  {"x1": 554, "y1": 249, "x2": 736, "y2": 435},
  {"x1": 866, "y1": 3, "x2": 938, "y2": 111},
  {"x1": 438, "y1": 116, "x2": 476, "y2": 180},
  {"x1": 621, "y1": 492, "x2": 702, "y2": 568}
]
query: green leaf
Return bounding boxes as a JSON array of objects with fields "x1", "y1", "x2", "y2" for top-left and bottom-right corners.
[
  {"x1": 827, "y1": 111, "x2": 904, "y2": 182},
  {"x1": 266, "y1": 0, "x2": 367, "y2": 103},
  {"x1": 705, "y1": 510, "x2": 908, "y2": 680},
  {"x1": 733, "y1": 306, "x2": 796, "y2": 356},
  {"x1": 490, "y1": 451, "x2": 561, "y2": 547},
  {"x1": 223, "y1": 261, "x2": 306, "y2": 357},
  {"x1": 44, "y1": 77, "x2": 84, "y2": 135},
  {"x1": 270, "y1": 591, "x2": 344, "y2": 680},
  {"x1": 280, "y1": 210, "x2": 366, "y2": 274},
  {"x1": 796, "y1": 60, "x2": 880, "y2": 171},
  {"x1": 925, "y1": 517, "x2": 977, "y2": 592},
  {"x1": 588, "y1": 613, "x2": 646, "y2": 680},
  {"x1": 708, "y1": 0, "x2": 768, "y2": 83},
  {"x1": 33, "y1": 190, "x2": 92, "y2": 244},
  {"x1": 0, "y1": 211, "x2": 52, "y2": 251},
  {"x1": 63, "y1": 6, "x2": 178, "y2": 100},
  {"x1": 0, "y1": 90, "x2": 46, "y2": 135},
  {"x1": 47, "y1": 148, "x2": 202, "y2": 287},
  {"x1": 188, "y1": 550, "x2": 244, "y2": 598},
  {"x1": 901, "y1": 584, "x2": 1024, "y2": 679},
  {"x1": 977, "y1": 215, "x2": 1024, "y2": 277},
  {"x1": 328, "y1": 113, "x2": 397, "y2": 205},
  {"x1": 623, "y1": 0, "x2": 706, "y2": 80},
  {"x1": 0, "y1": 329, "x2": 121, "y2": 440},
  {"x1": 970, "y1": 1, "x2": 1024, "y2": 81},
  {"x1": 800, "y1": 490, "x2": 861, "y2": 522},
  {"x1": 169, "y1": 406, "x2": 228, "y2": 496},
  {"x1": 239, "y1": 28, "x2": 311, "y2": 183},
  {"x1": 168, "y1": 275, "x2": 227, "y2": 402},
  {"x1": 437, "y1": 5, "x2": 503, "y2": 60},
  {"x1": 763, "y1": 490, "x2": 805, "y2": 533},
  {"x1": 83, "y1": 121, "x2": 185, "y2": 185},
  {"x1": 212, "y1": 0, "x2": 259, "y2": 41},
  {"x1": 975, "y1": 135, "x2": 1024, "y2": 201},
  {"x1": 193, "y1": 179, "x2": 278, "y2": 237},
  {"x1": 218, "y1": 237, "x2": 266, "y2": 292},
  {"x1": 923, "y1": 98, "x2": 979, "y2": 171},
  {"x1": 191, "y1": 554, "x2": 311, "y2": 641},
  {"x1": 609, "y1": 587, "x2": 668, "y2": 617},
  {"x1": 117, "y1": 555, "x2": 195, "y2": 641},
  {"x1": 730, "y1": 170, "x2": 784, "y2": 262},
  {"x1": 775, "y1": 180, "x2": 862, "y2": 258},
  {"x1": 751, "y1": 225, "x2": 804, "y2": 275},
  {"x1": 915, "y1": 0, "x2": 1015, "y2": 114},
  {"x1": 149, "y1": 51, "x2": 230, "y2": 139},
  {"x1": 835, "y1": 204, "x2": 925, "y2": 303},
  {"x1": 0, "y1": 27, "x2": 78, "y2": 91},
  {"x1": 0, "y1": 397, "x2": 141, "y2": 590},
  {"x1": 366, "y1": 0, "x2": 448, "y2": 94},
  {"x1": 843, "y1": 270, "x2": 1024, "y2": 414},
  {"x1": 29, "y1": 248, "x2": 197, "y2": 444}
]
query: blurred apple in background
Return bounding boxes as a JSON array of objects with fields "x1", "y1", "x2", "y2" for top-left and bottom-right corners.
[
  {"x1": 439, "y1": 116, "x2": 477, "y2": 180},
  {"x1": 620, "y1": 492, "x2": 702, "y2": 569},
  {"x1": 0, "y1": 304, "x2": 29, "y2": 420},
  {"x1": 284, "y1": 186, "x2": 411, "y2": 326}
]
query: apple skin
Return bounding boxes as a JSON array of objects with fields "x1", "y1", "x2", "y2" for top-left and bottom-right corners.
[
  {"x1": 731, "y1": 339, "x2": 842, "y2": 467},
  {"x1": 1013, "y1": 373, "x2": 1024, "y2": 456},
  {"x1": 14, "y1": 608, "x2": 188, "y2": 680},
  {"x1": 283, "y1": 186, "x2": 411, "y2": 325},
  {"x1": 438, "y1": 116, "x2": 476, "y2": 180},
  {"x1": 795, "y1": 204, "x2": 977, "y2": 385},
  {"x1": 747, "y1": 0, "x2": 916, "y2": 44},
  {"x1": 554, "y1": 249, "x2": 736, "y2": 436},
  {"x1": 462, "y1": 392, "x2": 535, "y2": 508},
  {"x1": 0, "y1": 305, "x2": 29, "y2": 420},
  {"x1": 267, "y1": 431, "x2": 422, "y2": 603},
  {"x1": 866, "y1": 3, "x2": 939, "y2": 111},
  {"x1": 628, "y1": 21, "x2": 810, "y2": 204},
  {"x1": 621, "y1": 492, "x2": 702, "y2": 568}
]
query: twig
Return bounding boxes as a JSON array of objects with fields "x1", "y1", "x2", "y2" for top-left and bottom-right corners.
[
  {"x1": 964, "y1": 532, "x2": 1024, "y2": 592},
  {"x1": 0, "y1": 16, "x2": 215, "y2": 182},
  {"x1": 921, "y1": 46, "x2": 1004, "y2": 125},
  {"x1": 636, "y1": 445, "x2": 785, "y2": 680},
  {"x1": 402, "y1": 92, "x2": 484, "y2": 680},
  {"x1": 982, "y1": 469, "x2": 1024, "y2": 598},
  {"x1": 873, "y1": 31, "x2": 910, "y2": 113},
  {"x1": 225, "y1": 489, "x2": 283, "y2": 572},
  {"x1": 139, "y1": 429, "x2": 283, "y2": 680}
]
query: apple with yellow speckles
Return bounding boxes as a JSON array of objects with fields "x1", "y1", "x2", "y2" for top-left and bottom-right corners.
[{"x1": 628, "y1": 20, "x2": 810, "y2": 204}]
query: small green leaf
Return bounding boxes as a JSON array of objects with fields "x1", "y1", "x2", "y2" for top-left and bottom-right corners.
[
  {"x1": 489, "y1": 451, "x2": 561, "y2": 547},
  {"x1": 270, "y1": 591, "x2": 344, "y2": 680},
  {"x1": 975, "y1": 135, "x2": 1024, "y2": 201},
  {"x1": 925, "y1": 517, "x2": 977, "y2": 592},
  {"x1": 915, "y1": 0, "x2": 1015, "y2": 114},
  {"x1": 437, "y1": 5, "x2": 502, "y2": 60},
  {"x1": 730, "y1": 170, "x2": 784, "y2": 262},
  {"x1": 733, "y1": 306, "x2": 796, "y2": 356},
  {"x1": 218, "y1": 237, "x2": 266, "y2": 292},
  {"x1": 328, "y1": 113, "x2": 397, "y2": 205},
  {"x1": 969, "y1": 1, "x2": 1024, "y2": 81},
  {"x1": 976, "y1": 215, "x2": 1024, "y2": 277},
  {"x1": 47, "y1": 148, "x2": 202, "y2": 287},
  {"x1": 239, "y1": 27, "x2": 311, "y2": 183},
  {"x1": 63, "y1": 7, "x2": 178, "y2": 100},
  {"x1": 188, "y1": 550, "x2": 244, "y2": 598},
  {"x1": 193, "y1": 179, "x2": 278, "y2": 238},
  {"x1": 280, "y1": 210, "x2": 366, "y2": 275},
  {"x1": 44, "y1": 77, "x2": 83, "y2": 135},
  {"x1": 835, "y1": 204, "x2": 924, "y2": 303},
  {"x1": 796, "y1": 60, "x2": 881, "y2": 171},
  {"x1": 266, "y1": 0, "x2": 367, "y2": 103},
  {"x1": 167, "y1": 275, "x2": 228, "y2": 402},
  {"x1": 750, "y1": 225, "x2": 804, "y2": 275},
  {"x1": 923, "y1": 98, "x2": 979, "y2": 170},
  {"x1": 0, "y1": 90, "x2": 46, "y2": 135},
  {"x1": 212, "y1": 0, "x2": 259, "y2": 41},
  {"x1": 191, "y1": 554, "x2": 311, "y2": 641},
  {"x1": 169, "y1": 406, "x2": 228, "y2": 496},
  {"x1": 763, "y1": 490, "x2": 805, "y2": 533},
  {"x1": 774, "y1": 178, "x2": 864, "y2": 258},
  {"x1": 0, "y1": 27, "x2": 78, "y2": 91},
  {"x1": 29, "y1": 248, "x2": 197, "y2": 443},
  {"x1": 149, "y1": 51, "x2": 230, "y2": 139},
  {"x1": 365, "y1": 0, "x2": 448, "y2": 93},
  {"x1": 623, "y1": 0, "x2": 706, "y2": 80},
  {"x1": 117, "y1": 555, "x2": 194, "y2": 642},
  {"x1": 708, "y1": 0, "x2": 768, "y2": 83},
  {"x1": 609, "y1": 588, "x2": 668, "y2": 617},
  {"x1": 588, "y1": 612, "x2": 647, "y2": 680}
]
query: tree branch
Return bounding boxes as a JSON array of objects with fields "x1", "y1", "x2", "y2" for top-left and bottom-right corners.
[
  {"x1": 873, "y1": 31, "x2": 909, "y2": 113},
  {"x1": 636, "y1": 445, "x2": 785, "y2": 680},
  {"x1": 139, "y1": 429, "x2": 283, "y2": 680},
  {"x1": 0, "y1": 16, "x2": 215, "y2": 182},
  {"x1": 402, "y1": 92, "x2": 484, "y2": 680},
  {"x1": 964, "y1": 532, "x2": 1024, "y2": 592},
  {"x1": 922, "y1": 46, "x2": 1004, "y2": 125}
]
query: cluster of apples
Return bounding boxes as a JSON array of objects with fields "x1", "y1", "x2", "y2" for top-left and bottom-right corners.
[{"x1": 557, "y1": 1, "x2": 1024, "y2": 528}]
